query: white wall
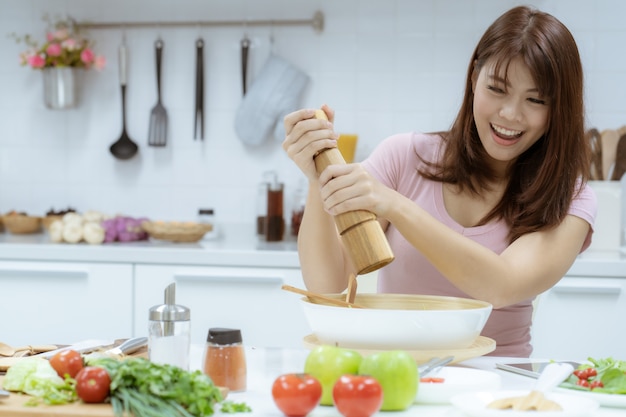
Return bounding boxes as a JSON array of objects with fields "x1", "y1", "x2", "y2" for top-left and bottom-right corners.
[{"x1": 1, "y1": 0, "x2": 625, "y2": 229}]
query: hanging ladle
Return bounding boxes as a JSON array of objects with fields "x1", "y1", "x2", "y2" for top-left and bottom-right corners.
[{"x1": 110, "y1": 38, "x2": 138, "y2": 160}]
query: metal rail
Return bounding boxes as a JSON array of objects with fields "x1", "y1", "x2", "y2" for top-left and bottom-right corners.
[{"x1": 77, "y1": 10, "x2": 324, "y2": 33}]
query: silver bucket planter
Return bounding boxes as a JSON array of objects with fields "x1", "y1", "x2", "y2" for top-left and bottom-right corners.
[{"x1": 42, "y1": 67, "x2": 81, "y2": 110}]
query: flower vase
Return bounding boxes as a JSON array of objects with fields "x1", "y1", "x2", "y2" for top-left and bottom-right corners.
[{"x1": 42, "y1": 67, "x2": 80, "y2": 109}]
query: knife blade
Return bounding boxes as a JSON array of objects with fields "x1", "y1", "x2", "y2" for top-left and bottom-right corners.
[{"x1": 35, "y1": 339, "x2": 115, "y2": 359}]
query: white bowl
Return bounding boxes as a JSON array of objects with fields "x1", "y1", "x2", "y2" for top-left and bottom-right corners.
[{"x1": 300, "y1": 293, "x2": 492, "y2": 350}]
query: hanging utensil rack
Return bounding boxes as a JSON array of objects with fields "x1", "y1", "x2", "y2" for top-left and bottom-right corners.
[{"x1": 77, "y1": 10, "x2": 324, "y2": 32}]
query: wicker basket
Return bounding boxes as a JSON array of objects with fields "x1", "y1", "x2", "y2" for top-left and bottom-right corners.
[
  {"x1": 2, "y1": 214, "x2": 42, "y2": 234},
  {"x1": 42, "y1": 215, "x2": 64, "y2": 231},
  {"x1": 142, "y1": 221, "x2": 213, "y2": 243}
]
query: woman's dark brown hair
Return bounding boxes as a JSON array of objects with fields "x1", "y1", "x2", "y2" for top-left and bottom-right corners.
[{"x1": 422, "y1": 5, "x2": 590, "y2": 242}]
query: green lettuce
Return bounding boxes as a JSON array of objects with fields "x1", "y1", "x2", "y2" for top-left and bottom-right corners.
[{"x1": 2, "y1": 357, "x2": 63, "y2": 397}]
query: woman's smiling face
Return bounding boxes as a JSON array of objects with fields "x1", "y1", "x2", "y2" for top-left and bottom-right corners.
[{"x1": 472, "y1": 57, "x2": 550, "y2": 173}]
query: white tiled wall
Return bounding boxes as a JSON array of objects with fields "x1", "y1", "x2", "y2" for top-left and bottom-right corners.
[{"x1": 1, "y1": 0, "x2": 625, "y2": 227}]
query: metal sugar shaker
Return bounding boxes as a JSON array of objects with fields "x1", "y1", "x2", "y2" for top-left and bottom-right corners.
[{"x1": 148, "y1": 282, "x2": 191, "y2": 369}]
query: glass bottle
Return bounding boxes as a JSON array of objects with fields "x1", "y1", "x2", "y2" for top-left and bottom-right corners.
[
  {"x1": 265, "y1": 172, "x2": 284, "y2": 242},
  {"x1": 148, "y1": 283, "x2": 191, "y2": 370},
  {"x1": 203, "y1": 327, "x2": 247, "y2": 392}
]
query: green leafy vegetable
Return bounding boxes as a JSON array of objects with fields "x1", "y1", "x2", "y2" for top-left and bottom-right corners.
[
  {"x1": 90, "y1": 356, "x2": 225, "y2": 417},
  {"x1": 220, "y1": 400, "x2": 252, "y2": 413},
  {"x1": 561, "y1": 357, "x2": 626, "y2": 395}
]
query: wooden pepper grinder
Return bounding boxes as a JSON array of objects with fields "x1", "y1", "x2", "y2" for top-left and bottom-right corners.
[{"x1": 313, "y1": 109, "x2": 394, "y2": 274}]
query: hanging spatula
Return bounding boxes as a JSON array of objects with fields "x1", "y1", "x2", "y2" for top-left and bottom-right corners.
[{"x1": 148, "y1": 38, "x2": 168, "y2": 146}]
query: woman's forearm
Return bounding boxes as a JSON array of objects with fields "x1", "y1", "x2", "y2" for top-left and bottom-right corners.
[{"x1": 297, "y1": 182, "x2": 353, "y2": 293}]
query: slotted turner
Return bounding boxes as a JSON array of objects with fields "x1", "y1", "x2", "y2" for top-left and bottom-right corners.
[{"x1": 148, "y1": 38, "x2": 168, "y2": 146}]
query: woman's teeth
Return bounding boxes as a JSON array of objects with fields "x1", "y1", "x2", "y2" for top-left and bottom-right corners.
[{"x1": 491, "y1": 124, "x2": 522, "y2": 139}]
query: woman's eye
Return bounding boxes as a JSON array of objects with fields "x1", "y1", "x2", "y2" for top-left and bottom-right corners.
[
  {"x1": 527, "y1": 97, "x2": 546, "y2": 105},
  {"x1": 487, "y1": 85, "x2": 505, "y2": 94}
]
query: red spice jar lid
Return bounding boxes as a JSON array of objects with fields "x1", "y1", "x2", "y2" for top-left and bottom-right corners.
[{"x1": 207, "y1": 328, "x2": 242, "y2": 345}]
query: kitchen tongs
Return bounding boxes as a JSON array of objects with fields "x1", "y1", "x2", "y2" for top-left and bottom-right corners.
[{"x1": 194, "y1": 38, "x2": 204, "y2": 140}]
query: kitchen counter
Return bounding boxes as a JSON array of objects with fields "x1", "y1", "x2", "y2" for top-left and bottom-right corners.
[
  {"x1": 0, "y1": 223, "x2": 624, "y2": 274},
  {"x1": 0, "y1": 224, "x2": 300, "y2": 268},
  {"x1": 195, "y1": 345, "x2": 624, "y2": 416}
]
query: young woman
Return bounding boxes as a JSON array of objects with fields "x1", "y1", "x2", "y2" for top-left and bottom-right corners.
[{"x1": 282, "y1": 6, "x2": 597, "y2": 357}]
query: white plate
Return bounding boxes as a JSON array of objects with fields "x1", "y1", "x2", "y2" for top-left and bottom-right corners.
[
  {"x1": 450, "y1": 390, "x2": 599, "y2": 417},
  {"x1": 555, "y1": 386, "x2": 626, "y2": 408},
  {"x1": 415, "y1": 367, "x2": 501, "y2": 404}
]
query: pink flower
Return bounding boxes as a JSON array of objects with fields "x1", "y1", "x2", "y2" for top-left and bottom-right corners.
[
  {"x1": 94, "y1": 55, "x2": 106, "y2": 70},
  {"x1": 46, "y1": 43, "x2": 62, "y2": 57},
  {"x1": 46, "y1": 32, "x2": 55, "y2": 42},
  {"x1": 27, "y1": 54, "x2": 46, "y2": 69},
  {"x1": 62, "y1": 38, "x2": 77, "y2": 51},
  {"x1": 53, "y1": 28, "x2": 69, "y2": 41},
  {"x1": 80, "y1": 48, "x2": 94, "y2": 65}
]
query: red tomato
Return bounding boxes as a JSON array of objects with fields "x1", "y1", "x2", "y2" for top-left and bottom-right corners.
[
  {"x1": 271, "y1": 373, "x2": 322, "y2": 417},
  {"x1": 332, "y1": 375, "x2": 383, "y2": 417},
  {"x1": 75, "y1": 366, "x2": 111, "y2": 403},
  {"x1": 576, "y1": 378, "x2": 590, "y2": 388},
  {"x1": 49, "y1": 349, "x2": 84, "y2": 379}
]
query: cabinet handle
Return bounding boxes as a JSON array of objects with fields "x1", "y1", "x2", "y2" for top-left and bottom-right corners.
[
  {"x1": 173, "y1": 273, "x2": 283, "y2": 285},
  {"x1": 0, "y1": 266, "x2": 89, "y2": 279},
  {"x1": 552, "y1": 284, "x2": 622, "y2": 295}
]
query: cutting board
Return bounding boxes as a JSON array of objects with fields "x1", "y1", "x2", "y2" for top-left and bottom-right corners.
[
  {"x1": 0, "y1": 375, "x2": 228, "y2": 416},
  {"x1": 0, "y1": 379, "x2": 115, "y2": 416}
]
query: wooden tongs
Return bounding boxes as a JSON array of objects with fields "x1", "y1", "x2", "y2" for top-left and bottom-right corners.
[{"x1": 282, "y1": 272, "x2": 360, "y2": 308}]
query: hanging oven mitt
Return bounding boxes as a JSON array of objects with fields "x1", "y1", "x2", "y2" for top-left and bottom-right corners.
[{"x1": 234, "y1": 55, "x2": 310, "y2": 146}]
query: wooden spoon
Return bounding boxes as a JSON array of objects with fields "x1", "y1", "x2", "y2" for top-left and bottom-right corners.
[
  {"x1": 487, "y1": 362, "x2": 573, "y2": 411},
  {"x1": 281, "y1": 284, "x2": 364, "y2": 308}
]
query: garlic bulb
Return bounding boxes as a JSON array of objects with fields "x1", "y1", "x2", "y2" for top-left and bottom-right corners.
[
  {"x1": 62, "y1": 222, "x2": 83, "y2": 243},
  {"x1": 83, "y1": 222, "x2": 105, "y2": 245},
  {"x1": 49, "y1": 220, "x2": 64, "y2": 243},
  {"x1": 63, "y1": 212, "x2": 84, "y2": 226}
]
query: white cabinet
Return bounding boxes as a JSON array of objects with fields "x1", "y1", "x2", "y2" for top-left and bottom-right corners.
[
  {"x1": 134, "y1": 265, "x2": 311, "y2": 349},
  {"x1": 0, "y1": 261, "x2": 133, "y2": 346},
  {"x1": 531, "y1": 276, "x2": 626, "y2": 360}
]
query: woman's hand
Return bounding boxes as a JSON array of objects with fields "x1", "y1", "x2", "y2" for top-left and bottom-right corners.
[
  {"x1": 282, "y1": 105, "x2": 339, "y2": 181},
  {"x1": 317, "y1": 163, "x2": 395, "y2": 220}
]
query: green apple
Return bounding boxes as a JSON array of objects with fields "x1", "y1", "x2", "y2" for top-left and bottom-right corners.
[
  {"x1": 303, "y1": 345, "x2": 363, "y2": 406},
  {"x1": 358, "y1": 350, "x2": 418, "y2": 411}
]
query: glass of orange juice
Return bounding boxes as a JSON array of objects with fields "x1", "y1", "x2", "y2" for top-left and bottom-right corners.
[{"x1": 337, "y1": 134, "x2": 358, "y2": 163}]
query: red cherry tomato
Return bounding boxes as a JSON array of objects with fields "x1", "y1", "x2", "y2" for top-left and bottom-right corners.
[
  {"x1": 590, "y1": 380, "x2": 604, "y2": 390},
  {"x1": 49, "y1": 349, "x2": 84, "y2": 379},
  {"x1": 75, "y1": 366, "x2": 111, "y2": 403},
  {"x1": 271, "y1": 373, "x2": 322, "y2": 417},
  {"x1": 332, "y1": 375, "x2": 383, "y2": 417},
  {"x1": 576, "y1": 378, "x2": 590, "y2": 388}
]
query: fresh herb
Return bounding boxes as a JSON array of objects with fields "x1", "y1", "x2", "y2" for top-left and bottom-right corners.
[
  {"x1": 220, "y1": 400, "x2": 252, "y2": 413},
  {"x1": 90, "y1": 357, "x2": 224, "y2": 417}
]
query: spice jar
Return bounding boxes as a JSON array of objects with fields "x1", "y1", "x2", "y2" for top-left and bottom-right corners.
[
  {"x1": 148, "y1": 283, "x2": 191, "y2": 370},
  {"x1": 203, "y1": 328, "x2": 247, "y2": 392}
]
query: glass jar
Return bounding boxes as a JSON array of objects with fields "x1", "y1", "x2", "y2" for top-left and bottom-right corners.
[
  {"x1": 203, "y1": 328, "x2": 247, "y2": 392},
  {"x1": 148, "y1": 283, "x2": 191, "y2": 370}
]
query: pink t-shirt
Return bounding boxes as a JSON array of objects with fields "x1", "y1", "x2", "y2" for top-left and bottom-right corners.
[{"x1": 361, "y1": 132, "x2": 597, "y2": 357}]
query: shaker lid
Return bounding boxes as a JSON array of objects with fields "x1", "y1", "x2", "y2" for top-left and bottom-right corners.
[
  {"x1": 149, "y1": 282, "x2": 190, "y2": 321},
  {"x1": 207, "y1": 328, "x2": 242, "y2": 345}
]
